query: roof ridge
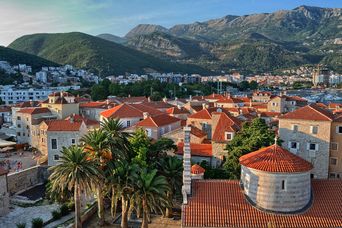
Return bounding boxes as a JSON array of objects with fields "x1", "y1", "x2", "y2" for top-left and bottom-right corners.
[{"x1": 309, "y1": 104, "x2": 333, "y2": 120}]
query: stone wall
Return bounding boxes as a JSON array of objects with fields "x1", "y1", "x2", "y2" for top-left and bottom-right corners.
[
  {"x1": 241, "y1": 165, "x2": 311, "y2": 213},
  {"x1": 330, "y1": 121, "x2": 342, "y2": 178},
  {"x1": 0, "y1": 175, "x2": 9, "y2": 216},
  {"x1": 279, "y1": 119, "x2": 331, "y2": 179},
  {"x1": 7, "y1": 165, "x2": 49, "y2": 195}
]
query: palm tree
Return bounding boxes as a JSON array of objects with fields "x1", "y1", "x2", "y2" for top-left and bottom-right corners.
[
  {"x1": 107, "y1": 160, "x2": 137, "y2": 228},
  {"x1": 101, "y1": 118, "x2": 132, "y2": 160},
  {"x1": 49, "y1": 146, "x2": 99, "y2": 228},
  {"x1": 131, "y1": 169, "x2": 170, "y2": 228},
  {"x1": 81, "y1": 129, "x2": 110, "y2": 226},
  {"x1": 158, "y1": 156, "x2": 183, "y2": 217}
]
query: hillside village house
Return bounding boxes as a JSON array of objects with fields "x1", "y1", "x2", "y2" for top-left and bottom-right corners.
[
  {"x1": 100, "y1": 103, "x2": 162, "y2": 128},
  {"x1": 278, "y1": 104, "x2": 334, "y2": 179},
  {"x1": 127, "y1": 113, "x2": 182, "y2": 140},
  {"x1": 252, "y1": 91, "x2": 273, "y2": 102},
  {"x1": 267, "y1": 95, "x2": 308, "y2": 113},
  {"x1": 79, "y1": 100, "x2": 117, "y2": 121},
  {"x1": 15, "y1": 107, "x2": 54, "y2": 144},
  {"x1": 41, "y1": 92, "x2": 79, "y2": 119},
  {"x1": 31, "y1": 119, "x2": 88, "y2": 166},
  {"x1": 11, "y1": 101, "x2": 40, "y2": 125}
]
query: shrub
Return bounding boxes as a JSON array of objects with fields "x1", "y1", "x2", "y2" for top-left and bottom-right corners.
[
  {"x1": 31, "y1": 218, "x2": 43, "y2": 228},
  {"x1": 60, "y1": 204, "x2": 70, "y2": 216},
  {"x1": 66, "y1": 201, "x2": 75, "y2": 211},
  {"x1": 51, "y1": 210, "x2": 62, "y2": 220},
  {"x1": 16, "y1": 223, "x2": 26, "y2": 228}
]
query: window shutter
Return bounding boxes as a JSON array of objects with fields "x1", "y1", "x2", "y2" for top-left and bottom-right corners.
[
  {"x1": 297, "y1": 142, "x2": 300, "y2": 149},
  {"x1": 316, "y1": 144, "x2": 319, "y2": 151},
  {"x1": 288, "y1": 141, "x2": 291, "y2": 148},
  {"x1": 306, "y1": 143, "x2": 310, "y2": 150}
]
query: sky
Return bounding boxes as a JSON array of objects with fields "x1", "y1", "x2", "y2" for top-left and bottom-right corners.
[{"x1": 0, "y1": 0, "x2": 341, "y2": 46}]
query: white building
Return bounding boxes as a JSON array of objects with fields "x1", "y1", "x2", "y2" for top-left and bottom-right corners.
[{"x1": 36, "y1": 71, "x2": 48, "y2": 83}]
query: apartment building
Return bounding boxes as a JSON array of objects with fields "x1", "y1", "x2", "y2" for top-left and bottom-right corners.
[
  {"x1": 267, "y1": 95, "x2": 307, "y2": 113},
  {"x1": 278, "y1": 104, "x2": 334, "y2": 179}
]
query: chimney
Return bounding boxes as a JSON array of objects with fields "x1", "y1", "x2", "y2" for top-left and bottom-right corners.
[
  {"x1": 202, "y1": 103, "x2": 206, "y2": 110},
  {"x1": 60, "y1": 91, "x2": 64, "y2": 98},
  {"x1": 106, "y1": 99, "x2": 109, "y2": 105},
  {"x1": 189, "y1": 95, "x2": 192, "y2": 101},
  {"x1": 147, "y1": 97, "x2": 151, "y2": 102},
  {"x1": 182, "y1": 126, "x2": 192, "y2": 204},
  {"x1": 69, "y1": 114, "x2": 74, "y2": 123},
  {"x1": 143, "y1": 112, "x2": 150, "y2": 119},
  {"x1": 163, "y1": 97, "x2": 167, "y2": 103},
  {"x1": 177, "y1": 104, "x2": 181, "y2": 110}
]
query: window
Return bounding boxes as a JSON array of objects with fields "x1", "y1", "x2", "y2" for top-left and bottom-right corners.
[
  {"x1": 17, "y1": 116, "x2": 21, "y2": 120},
  {"x1": 41, "y1": 138, "x2": 44, "y2": 143},
  {"x1": 292, "y1": 124, "x2": 298, "y2": 132},
  {"x1": 146, "y1": 129, "x2": 152, "y2": 137},
  {"x1": 17, "y1": 124, "x2": 21, "y2": 128},
  {"x1": 311, "y1": 126, "x2": 318, "y2": 134},
  {"x1": 71, "y1": 139, "x2": 76, "y2": 144},
  {"x1": 308, "y1": 143, "x2": 318, "y2": 151},
  {"x1": 51, "y1": 139, "x2": 57, "y2": 149},
  {"x1": 127, "y1": 120, "x2": 131, "y2": 127},
  {"x1": 337, "y1": 126, "x2": 342, "y2": 134},
  {"x1": 281, "y1": 180, "x2": 286, "y2": 190},
  {"x1": 54, "y1": 155, "x2": 60, "y2": 160},
  {"x1": 225, "y1": 132, "x2": 234, "y2": 141},
  {"x1": 330, "y1": 158, "x2": 338, "y2": 165},
  {"x1": 17, "y1": 132, "x2": 21, "y2": 136},
  {"x1": 331, "y1": 142, "x2": 338, "y2": 151},
  {"x1": 272, "y1": 102, "x2": 277, "y2": 107},
  {"x1": 289, "y1": 141, "x2": 298, "y2": 149}
]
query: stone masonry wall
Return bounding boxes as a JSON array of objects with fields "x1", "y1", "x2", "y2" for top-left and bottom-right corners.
[{"x1": 7, "y1": 165, "x2": 49, "y2": 195}]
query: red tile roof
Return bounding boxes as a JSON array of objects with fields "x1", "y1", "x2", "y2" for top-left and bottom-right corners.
[
  {"x1": 259, "y1": 112, "x2": 281, "y2": 117},
  {"x1": 15, "y1": 101, "x2": 40, "y2": 108},
  {"x1": 176, "y1": 142, "x2": 212, "y2": 157},
  {"x1": 79, "y1": 101, "x2": 116, "y2": 109},
  {"x1": 166, "y1": 107, "x2": 190, "y2": 115},
  {"x1": 329, "y1": 102, "x2": 342, "y2": 109},
  {"x1": 141, "y1": 101, "x2": 174, "y2": 109},
  {"x1": 190, "y1": 126, "x2": 207, "y2": 138},
  {"x1": 188, "y1": 107, "x2": 231, "y2": 120},
  {"x1": 216, "y1": 97, "x2": 243, "y2": 104},
  {"x1": 45, "y1": 120, "x2": 83, "y2": 131},
  {"x1": 135, "y1": 114, "x2": 180, "y2": 127},
  {"x1": 18, "y1": 107, "x2": 51, "y2": 115},
  {"x1": 183, "y1": 179, "x2": 342, "y2": 228},
  {"x1": 203, "y1": 93, "x2": 224, "y2": 100},
  {"x1": 0, "y1": 106, "x2": 11, "y2": 112},
  {"x1": 64, "y1": 114, "x2": 99, "y2": 127},
  {"x1": 100, "y1": 103, "x2": 161, "y2": 119},
  {"x1": 191, "y1": 164, "x2": 205, "y2": 174},
  {"x1": 239, "y1": 144, "x2": 313, "y2": 173},
  {"x1": 279, "y1": 104, "x2": 334, "y2": 121},
  {"x1": 212, "y1": 112, "x2": 241, "y2": 142}
]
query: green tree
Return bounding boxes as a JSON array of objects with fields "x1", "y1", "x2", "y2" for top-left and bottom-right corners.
[
  {"x1": 129, "y1": 128, "x2": 151, "y2": 168},
  {"x1": 91, "y1": 85, "x2": 107, "y2": 101},
  {"x1": 150, "y1": 91, "x2": 162, "y2": 101},
  {"x1": 223, "y1": 118, "x2": 277, "y2": 179},
  {"x1": 81, "y1": 129, "x2": 110, "y2": 225},
  {"x1": 49, "y1": 146, "x2": 99, "y2": 228},
  {"x1": 249, "y1": 80, "x2": 258, "y2": 90},
  {"x1": 131, "y1": 169, "x2": 170, "y2": 228},
  {"x1": 158, "y1": 157, "x2": 182, "y2": 217}
]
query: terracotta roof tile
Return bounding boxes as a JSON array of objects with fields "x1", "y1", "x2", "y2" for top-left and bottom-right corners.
[
  {"x1": 141, "y1": 101, "x2": 174, "y2": 109},
  {"x1": 166, "y1": 107, "x2": 190, "y2": 115},
  {"x1": 135, "y1": 114, "x2": 181, "y2": 127},
  {"x1": 190, "y1": 126, "x2": 207, "y2": 138},
  {"x1": 45, "y1": 120, "x2": 83, "y2": 131},
  {"x1": 183, "y1": 180, "x2": 342, "y2": 227},
  {"x1": 64, "y1": 114, "x2": 99, "y2": 127},
  {"x1": 259, "y1": 112, "x2": 281, "y2": 117},
  {"x1": 203, "y1": 93, "x2": 224, "y2": 100},
  {"x1": 79, "y1": 101, "x2": 116, "y2": 109},
  {"x1": 212, "y1": 112, "x2": 241, "y2": 142},
  {"x1": 176, "y1": 142, "x2": 212, "y2": 157},
  {"x1": 0, "y1": 106, "x2": 11, "y2": 112},
  {"x1": 239, "y1": 144, "x2": 313, "y2": 173},
  {"x1": 191, "y1": 164, "x2": 205, "y2": 174},
  {"x1": 279, "y1": 104, "x2": 334, "y2": 121},
  {"x1": 216, "y1": 97, "x2": 243, "y2": 104},
  {"x1": 100, "y1": 103, "x2": 162, "y2": 119},
  {"x1": 18, "y1": 107, "x2": 51, "y2": 115}
]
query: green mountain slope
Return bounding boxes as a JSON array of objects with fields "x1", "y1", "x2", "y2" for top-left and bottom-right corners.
[
  {"x1": 125, "y1": 5, "x2": 342, "y2": 73},
  {"x1": 0, "y1": 46, "x2": 57, "y2": 71},
  {"x1": 97, "y1": 34, "x2": 127, "y2": 44},
  {"x1": 8, "y1": 32, "x2": 210, "y2": 76}
]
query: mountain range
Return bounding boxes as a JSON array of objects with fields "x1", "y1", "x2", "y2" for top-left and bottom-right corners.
[{"x1": 5, "y1": 5, "x2": 342, "y2": 75}]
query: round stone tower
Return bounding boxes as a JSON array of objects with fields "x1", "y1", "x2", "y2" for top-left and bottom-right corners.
[{"x1": 239, "y1": 144, "x2": 313, "y2": 213}]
